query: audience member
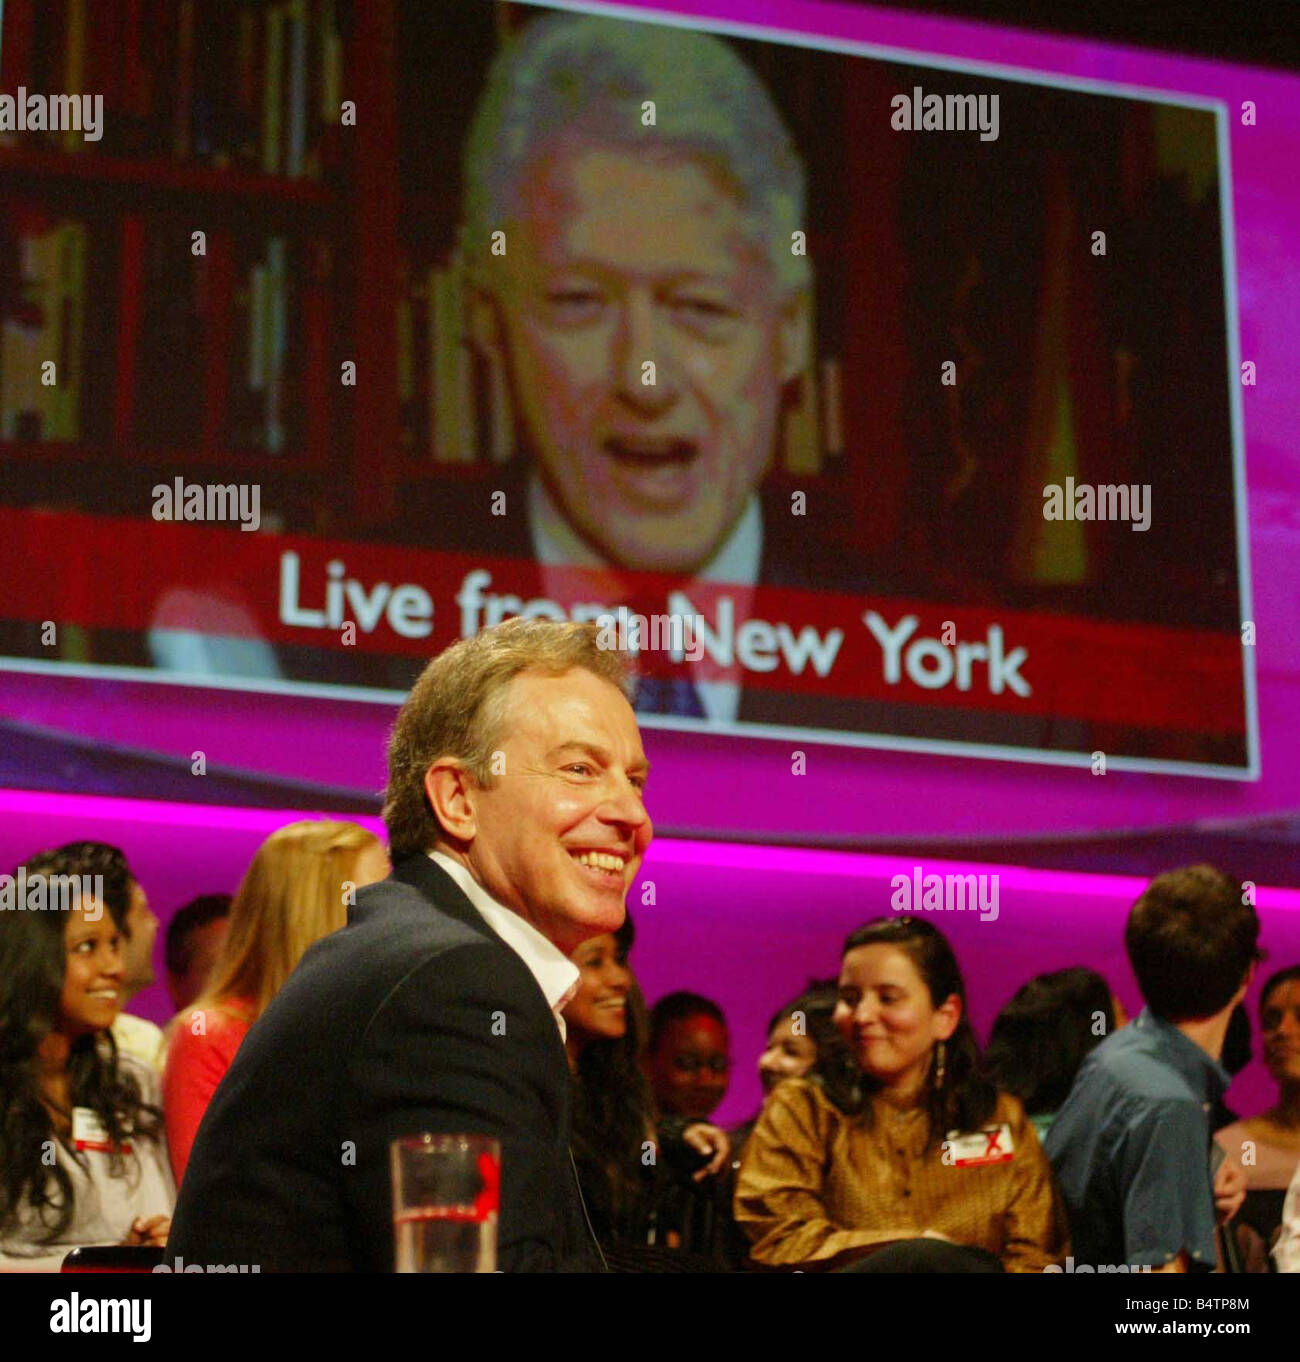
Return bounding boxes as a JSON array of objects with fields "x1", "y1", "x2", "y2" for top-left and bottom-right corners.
[
  {"x1": 735, "y1": 917, "x2": 1067, "y2": 1271},
  {"x1": 1216, "y1": 964, "x2": 1300, "y2": 1268},
  {"x1": 565, "y1": 915, "x2": 732, "y2": 1268},
  {"x1": 1275, "y1": 1157, "x2": 1300, "y2": 1272},
  {"x1": 162, "y1": 821, "x2": 386, "y2": 1183},
  {"x1": 566, "y1": 914, "x2": 658, "y2": 1248},
  {"x1": 1046, "y1": 865, "x2": 1255, "y2": 1271},
  {"x1": 730, "y1": 980, "x2": 859, "y2": 1163},
  {"x1": 0, "y1": 851, "x2": 172, "y2": 1270},
  {"x1": 42, "y1": 843, "x2": 165, "y2": 1072},
  {"x1": 647, "y1": 991, "x2": 731, "y2": 1122},
  {"x1": 167, "y1": 618, "x2": 651, "y2": 1270},
  {"x1": 164, "y1": 894, "x2": 232, "y2": 1013},
  {"x1": 985, "y1": 967, "x2": 1120, "y2": 1140}
]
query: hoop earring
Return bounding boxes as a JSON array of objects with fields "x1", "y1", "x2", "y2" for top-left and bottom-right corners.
[{"x1": 934, "y1": 1041, "x2": 947, "y2": 1088}]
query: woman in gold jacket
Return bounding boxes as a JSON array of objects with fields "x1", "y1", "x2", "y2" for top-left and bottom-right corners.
[{"x1": 735, "y1": 917, "x2": 1068, "y2": 1271}]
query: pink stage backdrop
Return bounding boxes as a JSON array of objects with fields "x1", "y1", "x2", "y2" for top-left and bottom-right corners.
[{"x1": 2, "y1": 788, "x2": 1295, "y2": 1129}]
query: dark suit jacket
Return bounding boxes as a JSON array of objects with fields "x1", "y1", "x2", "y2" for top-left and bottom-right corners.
[{"x1": 166, "y1": 854, "x2": 601, "y2": 1272}]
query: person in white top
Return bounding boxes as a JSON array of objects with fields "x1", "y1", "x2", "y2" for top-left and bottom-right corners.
[
  {"x1": 0, "y1": 849, "x2": 173, "y2": 1271},
  {"x1": 1275, "y1": 1159, "x2": 1300, "y2": 1272},
  {"x1": 1215, "y1": 965, "x2": 1300, "y2": 1269}
]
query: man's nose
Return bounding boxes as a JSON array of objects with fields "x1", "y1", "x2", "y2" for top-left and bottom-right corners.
[
  {"x1": 614, "y1": 294, "x2": 678, "y2": 406},
  {"x1": 600, "y1": 780, "x2": 650, "y2": 833}
]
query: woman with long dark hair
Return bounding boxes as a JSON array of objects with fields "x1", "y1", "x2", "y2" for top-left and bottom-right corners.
[
  {"x1": 735, "y1": 917, "x2": 1067, "y2": 1271},
  {"x1": 0, "y1": 850, "x2": 172, "y2": 1269},
  {"x1": 1216, "y1": 964, "x2": 1300, "y2": 1269},
  {"x1": 564, "y1": 913, "x2": 732, "y2": 1267},
  {"x1": 565, "y1": 914, "x2": 658, "y2": 1244}
]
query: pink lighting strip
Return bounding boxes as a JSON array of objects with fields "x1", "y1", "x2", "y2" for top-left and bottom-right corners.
[{"x1": 3, "y1": 786, "x2": 1297, "y2": 912}]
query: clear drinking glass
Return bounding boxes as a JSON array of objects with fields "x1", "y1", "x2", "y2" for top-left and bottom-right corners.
[{"x1": 390, "y1": 1134, "x2": 500, "y2": 1272}]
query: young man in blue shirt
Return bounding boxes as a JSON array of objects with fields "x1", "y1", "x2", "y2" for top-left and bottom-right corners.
[{"x1": 1046, "y1": 865, "x2": 1255, "y2": 1272}]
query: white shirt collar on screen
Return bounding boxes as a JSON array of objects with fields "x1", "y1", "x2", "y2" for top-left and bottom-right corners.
[
  {"x1": 526, "y1": 473, "x2": 761, "y2": 725},
  {"x1": 526, "y1": 470, "x2": 764, "y2": 586},
  {"x1": 427, "y1": 850, "x2": 579, "y2": 1041}
]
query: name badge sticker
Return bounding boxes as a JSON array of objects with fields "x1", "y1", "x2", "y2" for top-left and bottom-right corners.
[
  {"x1": 71, "y1": 1107, "x2": 131, "y2": 1155},
  {"x1": 945, "y1": 1123, "x2": 1014, "y2": 1167}
]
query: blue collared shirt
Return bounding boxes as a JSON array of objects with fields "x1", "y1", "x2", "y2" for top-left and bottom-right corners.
[{"x1": 1045, "y1": 1008, "x2": 1230, "y2": 1269}]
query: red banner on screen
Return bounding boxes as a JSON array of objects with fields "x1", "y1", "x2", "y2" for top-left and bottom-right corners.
[{"x1": 1, "y1": 510, "x2": 1245, "y2": 736}]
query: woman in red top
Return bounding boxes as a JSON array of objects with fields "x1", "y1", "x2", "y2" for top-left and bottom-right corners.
[{"x1": 162, "y1": 820, "x2": 388, "y2": 1184}]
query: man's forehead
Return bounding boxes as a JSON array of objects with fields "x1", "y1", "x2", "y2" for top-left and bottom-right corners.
[
  {"x1": 513, "y1": 140, "x2": 765, "y2": 275},
  {"x1": 501, "y1": 670, "x2": 644, "y2": 748}
]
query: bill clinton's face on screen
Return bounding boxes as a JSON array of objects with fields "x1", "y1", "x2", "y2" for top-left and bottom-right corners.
[{"x1": 479, "y1": 138, "x2": 809, "y2": 575}]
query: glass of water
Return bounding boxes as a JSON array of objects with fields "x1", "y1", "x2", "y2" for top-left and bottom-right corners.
[{"x1": 390, "y1": 1134, "x2": 500, "y2": 1272}]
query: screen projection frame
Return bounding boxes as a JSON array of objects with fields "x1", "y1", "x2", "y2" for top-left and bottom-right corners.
[{"x1": 0, "y1": 0, "x2": 1263, "y2": 787}]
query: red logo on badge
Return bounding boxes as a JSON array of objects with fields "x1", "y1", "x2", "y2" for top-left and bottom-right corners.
[{"x1": 474, "y1": 1150, "x2": 500, "y2": 1221}]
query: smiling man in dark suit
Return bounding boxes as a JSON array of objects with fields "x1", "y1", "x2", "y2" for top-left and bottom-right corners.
[{"x1": 166, "y1": 616, "x2": 652, "y2": 1270}]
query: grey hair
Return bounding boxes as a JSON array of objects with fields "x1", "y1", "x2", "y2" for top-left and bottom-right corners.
[{"x1": 460, "y1": 11, "x2": 810, "y2": 294}]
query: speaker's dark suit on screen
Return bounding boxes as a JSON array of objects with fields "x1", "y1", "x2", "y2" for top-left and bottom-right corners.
[{"x1": 166, "y1": 854, "x2": 600, "y2": 1272}]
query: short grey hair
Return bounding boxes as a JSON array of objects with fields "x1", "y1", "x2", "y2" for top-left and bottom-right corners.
[{"x1": 461, "y1": 11, "x2": 810, "y2": 294}]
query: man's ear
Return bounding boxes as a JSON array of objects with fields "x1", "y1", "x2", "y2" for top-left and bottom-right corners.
[
  {"x1": 779, "y1": 286, "x2": 813, "y2": 387},
  {"x1": 424, "y1": 760, "x2": 479, "y2": 843},
  {"x1": 1234, "y1": 960, "x2": 1257, "y2": 1006}
]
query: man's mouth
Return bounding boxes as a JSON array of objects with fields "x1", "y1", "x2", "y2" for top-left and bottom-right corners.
[
  {"x1": 605, "y1": 436, "x2": 697, "y2": 465},
  {"x1": 602, "y1": 437, "x2": 699, "y2": 509},
  {"x1": 569, "y1": 848, "x2": 629, "y2": 886}
]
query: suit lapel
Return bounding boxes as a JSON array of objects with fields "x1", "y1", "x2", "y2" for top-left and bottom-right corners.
[
  {"x1": 390, "y1": 854, "x2": 595, "y2": 1261},
  {"x1": 388, "y1": 852, "x2": 572, "y2": 1067}
]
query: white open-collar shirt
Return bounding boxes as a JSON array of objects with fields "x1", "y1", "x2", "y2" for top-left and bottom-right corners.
[{"x1": 428, "y1": 851, "x2": 580, "y2": 1042}]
